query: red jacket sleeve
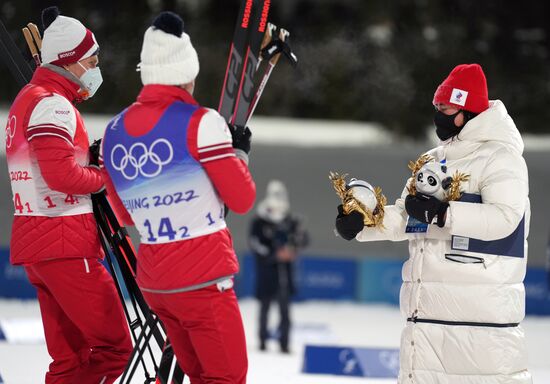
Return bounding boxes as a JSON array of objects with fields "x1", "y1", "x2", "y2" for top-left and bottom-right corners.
[
  {"x1": 30, "y1": 136, "x2": 104, "y2": 195},
  {"x1": 187, "y1": 109, "x2": 256, "y2": 214},
  {"x1": 202, "y1": 157, "x2": 256, "y2": 214},
  {"x1": 100, "y1": 167, "x2": 135, "y2": 226}
]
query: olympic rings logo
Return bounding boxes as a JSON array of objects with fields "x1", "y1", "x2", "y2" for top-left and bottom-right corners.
[
  {"x1": 111, "y1": 139, "x2": 174, "y2": 180},
  {"x1": 5, "y1": 116, "x2": 16, "y2": 149}
]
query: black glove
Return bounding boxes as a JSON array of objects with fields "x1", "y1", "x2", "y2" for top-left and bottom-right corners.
[
  {"x1": 89, "y1": 139, "x2": 101, "y2": 166},
  {"x1": 405, "y1": 194, "x2": 449, "y2": 228},
  {"x1": 335, "y1": 204, "x2": 364, "y2": 241},
  {"x1": 88, "y1": 139, "x2": 105, "y2": 194},
  {"x1": 228, "y1": 124, "x2": 251, "y2": 154}
]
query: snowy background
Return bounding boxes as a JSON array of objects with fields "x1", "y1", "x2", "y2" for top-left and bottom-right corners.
[{"x1": 1, "y1": 299, "x2": 550, "y2": 383}]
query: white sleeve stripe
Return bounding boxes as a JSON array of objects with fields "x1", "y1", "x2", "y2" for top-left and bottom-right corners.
[
  {"x1": 28, "y1": 122, "x2": 68, "y2": 129},
  {"x1": 199, "y1": 141, "x2": 232, "y2": 150},
  {"x1": 27, "y1": 125, "x2": 71, "y2": 134},
  {"x1": 197, "y1": 143, "x2": 233, "y2": 153},
  {"x1": 199, "y1": 153, "x2": 236, "y2": 163},
  {"x1": 28, "y1": 132, "x2": 74, "y2": 146}
]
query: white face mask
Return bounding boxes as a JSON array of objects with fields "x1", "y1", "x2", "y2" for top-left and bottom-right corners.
[{"x1": 78, "y1": 62, "x2": 103, "y2": 99}]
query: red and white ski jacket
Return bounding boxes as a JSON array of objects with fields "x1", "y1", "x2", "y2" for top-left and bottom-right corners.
[
  {"x1": 6, "y1": 66, "x2": 103, "y2": 265},
  {"x1": 101, "y1": 85, "x2": 256, "y2": 292}
]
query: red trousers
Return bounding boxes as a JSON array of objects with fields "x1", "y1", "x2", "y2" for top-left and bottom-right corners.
[
  {"x1": 25, "y1": 258, "x2": 132, "y2": 384},
  {"x1": 143, "y1": 284, "x2": 248, "y2": 384}
]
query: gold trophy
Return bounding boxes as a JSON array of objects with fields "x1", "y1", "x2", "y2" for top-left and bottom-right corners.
[
  {"x1": 407, "y1": 154, "x2": 469, "y2": 202},
  {"x1": 329, "y1": 172, "x2": 387, "y2": 228}
]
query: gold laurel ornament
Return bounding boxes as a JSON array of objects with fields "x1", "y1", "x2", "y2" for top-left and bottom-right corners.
[
  {"x1": 329, "y1": 172, "x2": 387, "y2": 228},
  {"x1": 407, "y1": 154, "x2": 469, "y2": 202},
  {"x1": 446, "y1": 171, "x2": 470, "y2": 201}
]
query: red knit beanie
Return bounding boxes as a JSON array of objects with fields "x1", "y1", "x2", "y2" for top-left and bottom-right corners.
[{"x1": 432, "y1": 63, "x2": 489, "y2": 114}]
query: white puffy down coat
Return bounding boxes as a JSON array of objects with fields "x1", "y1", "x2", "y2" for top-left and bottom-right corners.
[{"x1": 357, "y1": 100, "x2": 531, "y2": 384}]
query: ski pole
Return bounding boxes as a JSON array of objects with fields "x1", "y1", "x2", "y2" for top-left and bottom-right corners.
[
  {"x1": 27, "y1": 23, "x2": 42, "y2": 50},
  {"x1": 0, "y1": 18, "x2": 33, "y2": 86},
  {"x1": 255, "y1": 22, "x2": 276, "y2": 71},
  {"x1": 22, "y1": 22, "x2": 42, "y2": 67},
  {"x1": 22, "y1": 26, "x2": 41, "y2": 67},
  {"x1": 246, "y1": 27, "x2": 297, "y2": 125},
  {"x1": 96, "y1": 192, "x2": 185, "y2": 384}
]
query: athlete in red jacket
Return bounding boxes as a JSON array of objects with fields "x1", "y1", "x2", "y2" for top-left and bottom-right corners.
[
  {"x1": 5, "y1": 7, "x2": 131, "y2": 383},
  {"x1": 101, "y1": 12, "x2": 255, "y2": 384}
]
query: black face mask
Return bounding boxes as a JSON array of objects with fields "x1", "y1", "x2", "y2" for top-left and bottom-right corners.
[{"x1": 434, "y1": 110, "x2": 462, "y2": 141}]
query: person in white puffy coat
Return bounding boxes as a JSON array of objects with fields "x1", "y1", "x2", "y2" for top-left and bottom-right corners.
[{"x1": 335, "y1": 63, "x2": 531, "y2": 384}]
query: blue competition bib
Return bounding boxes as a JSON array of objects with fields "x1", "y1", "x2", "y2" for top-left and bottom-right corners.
[
  {"x1": 103, "y1": 102, "x2": 226, "y2": 244},
  {"x1": 104, "y1": 102, "x2": 198, "y2": 191}
]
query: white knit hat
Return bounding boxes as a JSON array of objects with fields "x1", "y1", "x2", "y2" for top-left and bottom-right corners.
[
  {"x1": 257, "y1": 180, "x2": 290, "y2": 223},
  {"x1": 40, "y1": 7, "x2": 99, "y2": 66},
  {"x1": 138, "y1": 12, "x2": 199, "y2": 85}
]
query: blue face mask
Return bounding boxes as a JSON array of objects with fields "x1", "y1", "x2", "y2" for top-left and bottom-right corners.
[{"x1": 78, "y1": 62, "x2": 103, "y2": 99}]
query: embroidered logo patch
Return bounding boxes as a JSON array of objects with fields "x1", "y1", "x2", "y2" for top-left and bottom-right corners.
[
  {"x1": 53, "y1": 108, "x2": 72, "y2": 123},
  {"x1": 450, "y1": 88, "x2": 468, "y2": 106}
]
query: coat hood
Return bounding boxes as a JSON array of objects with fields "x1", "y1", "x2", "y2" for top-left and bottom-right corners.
[{"x1": 444, "y1": 100, "x2": 524, "y2": 158}]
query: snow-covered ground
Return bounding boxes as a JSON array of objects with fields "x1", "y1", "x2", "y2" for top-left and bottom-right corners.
[{"x1": 0, "y1": 299, "x2": 549, "y2": 383}]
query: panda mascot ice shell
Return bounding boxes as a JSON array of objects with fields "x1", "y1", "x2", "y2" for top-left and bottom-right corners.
[{"x1": 414, "y1": 162, "x2": 452, "y2": 201}]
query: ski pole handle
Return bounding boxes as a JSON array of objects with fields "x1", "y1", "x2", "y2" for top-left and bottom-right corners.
[
  {"x1": 269, "y1": 28, "x2": 289, "y2": 66},
  {"x1": 22, "y1": 27, "x2": 41, "y2": 66},
  {"x1": 27, "y1": 23, "x2": 42, "y2": 50},
  {"x1": 256, "y1": 23, "x2": 276, "y2": 70},
  {"x1": 246, "y1": 28, "x2": 291, "y2": 124}
]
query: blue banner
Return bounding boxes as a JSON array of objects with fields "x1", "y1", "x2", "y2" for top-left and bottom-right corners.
[
  {"x1": 235, "y1": 253, "x2": 358, "y2": 300},
  {"x1": 303, "y1": 345, "x2": 399, "y2": 378},
  {"x1": 295, "y1": 257, "x2": 357, "y2": 300},
  {"x1": 234, "y1": 252, "x2": 256, "y2": 297},
  {"x1": 358, "y1": 258, "x2": 403, "y2": 305},
  {"x1": 524, "y1": 267, "x2": 550, "y2": 315},
  {"x1": 0, "y1": 248, "x2": 36, "y2": 299},
  {"x1": 2, "y1": 245, "x2": 549, "y2": 316}
]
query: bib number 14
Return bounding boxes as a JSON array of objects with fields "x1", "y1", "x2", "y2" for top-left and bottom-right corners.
[
  {"x1": 144, "y1": 217, "x2": 189, "y2": 242},
  {"x1": 143, "y1": 210, "x2": 223, "y2": 242}
]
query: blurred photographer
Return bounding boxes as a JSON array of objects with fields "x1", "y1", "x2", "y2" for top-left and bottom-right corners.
[{"x1": 249, "y1": 180, "x2": 309, "y2": 353}]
